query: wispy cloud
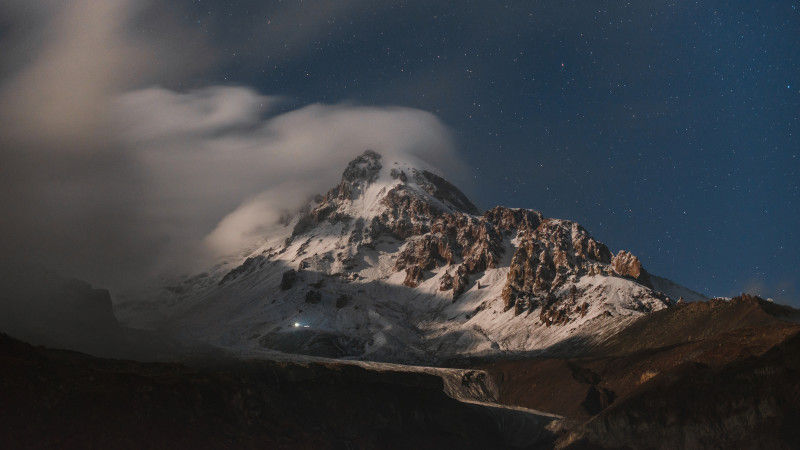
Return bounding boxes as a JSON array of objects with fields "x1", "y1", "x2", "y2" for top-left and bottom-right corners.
[
  {"x1": 0, "y1": 1, "x2": 461, "y2": 289},
  {"x1": 115, "y1": 86, "x2": 458, "y2": 268},
  {"x1": 0, "y1": 0, "x2": 212, "y2": 148}
]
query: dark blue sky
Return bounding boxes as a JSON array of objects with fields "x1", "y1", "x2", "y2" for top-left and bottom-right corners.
[{"x1": 175, "y1": 1, "x2": 799, "y2": 303}]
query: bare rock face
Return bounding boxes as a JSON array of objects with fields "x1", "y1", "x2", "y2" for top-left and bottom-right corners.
[
  {"x1": 396, "y1": 236, "x2": 451, "y2": 287},
  {"x1": 289, "y1": 151, "x2": 481, "y2": 247},
  {"x1": 402, "y1": 265, "x2": 425, "y2": 287},
  {"x1": 499, "y1": 218, "x2": 614, "y2": 318},
  {"x1": 483, "y1": 206, "x2": 543, "y2": 232},
  {"x1": 452, "y1": 265, "x2": 469, "y2": 300},
  {"x1": 341, "y1": 149, "x2": 383, "y2": 186},
  {"x1": 611, "y1": 250, "x2": 651, "y2": 286},
  {"x1": 433, "y1": 213, "x2": 504, "y2": 273},
  {"x1": 390, "y1": 201, "x2": 641, "y2": 321},
  {"x1": 378, "y1": 185, "x2": 442, "y2": 239},
  {"x1": 539, "y1": 293, "x2": 576, "y2": 326},
  {"x1": 374, "y1": 168, "x2": 480, "y2": 240},
  {"x1": 395, "y1": 212, "x2": 505, "y2": 296}
]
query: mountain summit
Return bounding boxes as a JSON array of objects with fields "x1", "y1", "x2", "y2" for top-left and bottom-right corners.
[{"x1": 123, "y1": 150, "x2": 704, "y2": 363}]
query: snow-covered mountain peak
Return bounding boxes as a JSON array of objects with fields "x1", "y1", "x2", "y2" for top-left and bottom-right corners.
[
  {"x1": 299, "y1": 149, "x2": 477, "y2": 225},
  {"x1": 119, "y1": 150, "x2": 705, "y2": 364},
  {"x1": 285, "y1": 150, "x2": 480, "y2": 253}
]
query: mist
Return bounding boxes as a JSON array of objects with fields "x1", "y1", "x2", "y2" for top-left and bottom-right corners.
[{"x1": 0, "y1": 1, "x2": 462, "y2": 293}]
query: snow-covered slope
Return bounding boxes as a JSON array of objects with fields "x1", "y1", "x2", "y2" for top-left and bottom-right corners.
[{"x1": 118, "y1": 150, "x2": 697, "y2": 364}]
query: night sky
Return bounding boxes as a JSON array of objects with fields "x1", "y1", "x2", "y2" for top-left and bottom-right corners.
[
  {"x1": 182, "y1": 1, "x2": 800, "y2": 302},
  {"x1": 1, "y1": 1, "x2": 798, "y2": 303}
]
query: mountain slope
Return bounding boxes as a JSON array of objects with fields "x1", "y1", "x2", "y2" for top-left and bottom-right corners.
[
  {"x1": 558, "y1": 295, "x2": 800, "y2": 448},
  {"x1": 480, "y1": 295, "x2": 800, "y2": 430},
  {"x1": 119, "y1": 150, "x2": 700, "y2": 364}
]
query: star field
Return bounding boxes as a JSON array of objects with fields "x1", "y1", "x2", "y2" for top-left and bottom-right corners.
[{"x1": 177, "y1": 1, "x2": 799, "y2": 302}]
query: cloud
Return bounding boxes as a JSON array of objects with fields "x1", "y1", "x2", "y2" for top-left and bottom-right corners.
[
  {"x1": 0, "y1": 0, "x2": 214, "y2": 288},
  {"x1": 194, "y1": 0, "x2": 382, "y2": 65},
  {"x1": 0, "y1": 0, "x2": 212, "y2": 148},
  {"x1": 0, "y1": 0, "x2": 468, "y2": 356},
  {"x1": 202, "y1": 185, "x2": 305, "y2": 255},
  {"x1": 115, "y1": 87, "x2": 279, "y2": 142},
  {"x1": 114, "y1": 86, "x2": 460, "y2": 268},
  {"x1": 0, "y1": 0, "x2": 463, "y2": 292}
]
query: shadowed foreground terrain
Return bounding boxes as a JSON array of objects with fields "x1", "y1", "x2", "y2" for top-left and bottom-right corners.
[
  {"x1": 0, "y1": 333, "x2": 557, "y2": 450},
  {"x1": 2, "y1": 292, "x2": 799, "y2": 449},
  {"x1": 482, "y1": 295, "x2": 800, "y2": 448}
]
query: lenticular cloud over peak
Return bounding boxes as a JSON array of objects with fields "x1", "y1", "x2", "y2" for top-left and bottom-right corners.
[
  {"x1": 112, "y1": 85, "x2": 463, "y2": 272},
  {"x1": 0, "y1": 78, "x2": 465, "y2": 288}
]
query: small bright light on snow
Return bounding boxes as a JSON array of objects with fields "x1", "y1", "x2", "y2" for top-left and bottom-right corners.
[
  {"x1": 293, "y1": 322, "x2": 300, "y2": 327},
  {"x1": 293, "y1": 321, "x2": 310, "y2": 328}
]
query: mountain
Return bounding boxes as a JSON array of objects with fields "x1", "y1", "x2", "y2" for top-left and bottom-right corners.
[
  {"x1": 0, "y1": 263, "x2": 224, "y2": 361},
  {"x1": 0, "y1": 263, "x2": 120, "y2": 355},
  {"x1": 118, "y1": 150, "x2": 702, "y2": 364},
  {"x1": 478, "y1": 294, "x2": 800, "y2": 448},
  {"x1": 6, "y1": 151, "x2": 800, "y2": 449}
]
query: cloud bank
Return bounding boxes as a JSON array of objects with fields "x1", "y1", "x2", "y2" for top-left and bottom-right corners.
[
  {"x1": 113, "y1": 86, "x2": 460, "y2": 276},
  {"x1": 0, "y1": 1, "x2": 462, "y2": 290}
]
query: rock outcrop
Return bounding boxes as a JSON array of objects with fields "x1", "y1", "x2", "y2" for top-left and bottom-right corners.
[
  {"x1": 611, "y1": 250, "x2": 651, "y2": 286},
  {"x1": 498, "y1": 218, "x2": 619, "y2": 324}
]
